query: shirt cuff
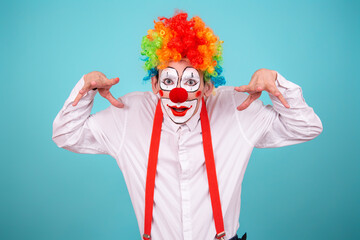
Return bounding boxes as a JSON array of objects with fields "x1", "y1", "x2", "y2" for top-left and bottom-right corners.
[
  {"x1": 275, "y1": 72, "x2": 300, "y2": 90},
  {"x1": 270, "y1": 71, "x2": 303, "y2": 108},
  {"x1": 77, "y1": 74, "x2": 98, "y2": 99},
  {"x1": 66, "y1": 74, "x2": 98, "y2": 106}
]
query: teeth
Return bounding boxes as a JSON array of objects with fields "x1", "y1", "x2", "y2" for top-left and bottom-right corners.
[{"x1": 173, "y1": 108, "x2": 186, "y2": 112}]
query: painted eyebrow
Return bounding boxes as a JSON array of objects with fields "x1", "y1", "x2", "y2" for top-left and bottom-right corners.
[
  {"x1": 160, "y1": 67, "x2": 178, "y2": 79},
  {"x1": 181, "y1": 66, "x2": 195, "y2": 75},
  {"x1": 162, "y1": 67, "x2": 178, "y2": 75},
  {"x1": 181, "y1": 67, "x2": 200, "y2": 79}
]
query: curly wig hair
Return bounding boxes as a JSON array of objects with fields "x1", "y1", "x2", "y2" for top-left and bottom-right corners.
[{"x1": 140, "y1": 11, "x2": 225, "y2": 87}]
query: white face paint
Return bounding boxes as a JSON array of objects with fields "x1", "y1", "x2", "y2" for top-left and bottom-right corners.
[
  {"x1": 159, "y1": 68, "x2": 178, "y2": 91},
  {"x1": 161, "y1": 98, "x2": 198, "y2": 124},
  {"x1": 158, "y1": 66, "x2": 203, "y2": 124},
  {"x1": 180, "y1": 67, "x2": 201, "y2": 92}
]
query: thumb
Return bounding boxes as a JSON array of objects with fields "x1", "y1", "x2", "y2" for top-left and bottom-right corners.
[{"x1": 104, "y1": 91, "x2": 124, "y2": 108}]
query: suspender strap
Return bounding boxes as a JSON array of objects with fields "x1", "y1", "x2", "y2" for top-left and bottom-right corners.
[
  {"x1": 143, "y1": 98, "x2": 226, "y2": 240},
  {"x1": 200, "y1": 98, "x2": 226, "y2": 239},
  {"x1": 143, "y1": 100, "x2": 163, "y2": 240}
]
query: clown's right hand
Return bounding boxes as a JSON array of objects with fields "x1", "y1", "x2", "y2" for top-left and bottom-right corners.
[{"x1": 72, "y1": 71, "x2": 124, "y2": 108}]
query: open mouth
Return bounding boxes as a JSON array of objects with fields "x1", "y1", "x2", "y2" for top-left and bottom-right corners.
[{"x1": 167, "y1": 104, "x2": 192, "y2": 117}]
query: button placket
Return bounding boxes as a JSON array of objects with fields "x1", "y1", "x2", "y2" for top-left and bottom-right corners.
[{"x1": 178, "y1": 126, "x2": 192, "y2": 240}]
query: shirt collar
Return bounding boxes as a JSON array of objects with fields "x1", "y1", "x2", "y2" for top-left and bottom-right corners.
[{"x1": 160, "y1": 98, "x2": 202, "y2": 133}]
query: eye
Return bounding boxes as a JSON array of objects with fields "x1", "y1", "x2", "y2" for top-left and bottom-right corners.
[
  {"x1": 186, "y1": 79, "x2": 197, "y2": 86},
  {"x1": 162, "y1": 78, "x2": 174, "y2": 85}
]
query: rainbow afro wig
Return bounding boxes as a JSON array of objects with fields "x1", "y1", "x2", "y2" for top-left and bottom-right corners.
[{"x1": 141, "y1": 11, "x2": 225, "y2": 88}]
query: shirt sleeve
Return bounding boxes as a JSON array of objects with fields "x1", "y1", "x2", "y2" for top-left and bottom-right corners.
[
  {"x1": 52, "y1": 75, "x2": 126, "y2": 158},
  {"x1": 233, "y1": 72, "x2": 323, "y2": 148}
]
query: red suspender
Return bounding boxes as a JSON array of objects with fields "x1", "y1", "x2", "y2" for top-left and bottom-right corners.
[
  {"x1": 143, "y1": 98, "x2": 226, "y2": 240},
  {"x1": 199, "y1": 98, "x2": 226, "y2": 240},
  {"x1": 143, "y1": 100, "x2": 163, "y2": 240}
]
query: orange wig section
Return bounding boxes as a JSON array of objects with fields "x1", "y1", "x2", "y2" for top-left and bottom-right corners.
[{"x1": 141, "y1": 11, "x2": 225, "y2": 87}]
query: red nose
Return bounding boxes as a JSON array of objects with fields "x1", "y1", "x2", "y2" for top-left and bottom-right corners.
[{"x1": 169, "y1": 88, "x2": 188, "y2": 103}]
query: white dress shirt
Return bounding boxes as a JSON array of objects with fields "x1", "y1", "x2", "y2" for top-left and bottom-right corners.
[{"x1": 52, "y1": 72, "x2": 323, "y2": 240}]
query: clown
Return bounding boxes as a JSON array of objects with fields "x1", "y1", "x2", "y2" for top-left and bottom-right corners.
[
  {"x1": 53, "y1": 11, "x2": 323, "y2": 240},
  {"x1": 139, "y1": 14, "x2": 232, "y2": 239},
  {"x1": 153, "y1": 59, "x2": 213, "y2": 124}
]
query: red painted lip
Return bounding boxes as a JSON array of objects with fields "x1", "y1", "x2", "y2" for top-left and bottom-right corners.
[{"x1": 167, "y1": 104, "x2": 192, "y2": 117}]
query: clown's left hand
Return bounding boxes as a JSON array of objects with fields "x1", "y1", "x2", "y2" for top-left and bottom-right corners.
[{"x1": 234, "y1": 68, "x2": 290, "y2": 111}]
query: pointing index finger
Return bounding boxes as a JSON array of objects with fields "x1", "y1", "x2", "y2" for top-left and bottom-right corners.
[
  {"x1": 267, "y1": 85, "x2": 290, "y2": 108},
  {"x1": 237, "y1": 94, "x2": 253, "y2": 111},
  {"x1": 104, "y1": 91, "x2": 124, "y2": 108},
  {"x1": 72, "y1": 84, "x2": 91, "y2": 106},
  {"x1": 277, "y1": 93, "x2": 290, "y2": 108}
]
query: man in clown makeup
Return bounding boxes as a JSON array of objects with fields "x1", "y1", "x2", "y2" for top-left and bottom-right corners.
[
  {"x1": 53, "y1": 12, "x2": 322, "y2": 240},
  {"x1": 155, "y1": 60, "x2": 212, "y2": 124}
]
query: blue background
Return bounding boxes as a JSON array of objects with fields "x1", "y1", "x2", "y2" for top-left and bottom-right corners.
[{"x1": 1, "y1": 0, "x2": 359, "y2": 239}]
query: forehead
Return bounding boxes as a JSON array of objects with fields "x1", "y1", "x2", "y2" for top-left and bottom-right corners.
[
  {"x1": 159, "y1": 60, "x2": 203, "y2": 78},
  {"x1": 167, "y1": 59, "x2": 192, "y2": 69},
  {"x1": 159, "y1": 59, "x2": 195, "y2": 72}
]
